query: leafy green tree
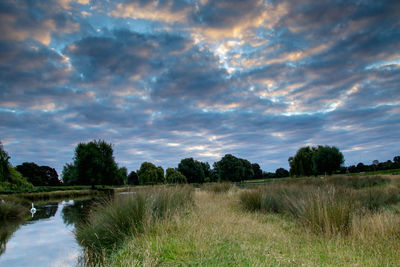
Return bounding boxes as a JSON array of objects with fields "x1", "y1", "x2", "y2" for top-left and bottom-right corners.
[
  {"x1": 0, "y1": 143, "x2": 33, "y2": 191},
  {"x1": 127, "y1": 171, "x2": 139, "y2": 185},
  {"x1": 393, "y1": 156, "x2": 400, "y2": 168},
  {"x1": 0, "y1": 142, "x2": 10, "y2": 182},
  {"x1": 116, "y1": 167, "x2": 128, "y2": 185},
  {"x1": 16, "y1": 163, "x2": 61, "y2": 186},
  {"x1": 178, "y1": 158, "x2": 205, "y2": 183},
  {"x1": 289, "y1": 146, "x2": 315, "y2": 177},
  {"x1": 62, "y1": 140, "x2": 122, "y2": 187},
  {"x1": 213, "y1": 154, "x2": 244, "y2": 182},
  {"x1": 251, "y1": 163, "x2": 263, "y2": 179},
  {"x1": 275, "y1": 168, "x2": 289, "y2": 178},
  {"x1": 312, "y1": 146, "x2": 344, "y2": 175},
  {"x1": 240, "y1": 158, "x2": 254, "y2": 180},
  {"x1": 137, "y1": 162, "x2": 164, "y2": 185},
  {"x1": 165, "y1": 168, "x2": 187, "y2": 184},
  {"x1": 62, "y1": 163, "x2": 78, "y2": 185}
]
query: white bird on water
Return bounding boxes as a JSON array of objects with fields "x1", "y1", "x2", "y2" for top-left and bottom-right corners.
[{"x1": 30, "y1": 203, "x2": 36, "y2": 217}]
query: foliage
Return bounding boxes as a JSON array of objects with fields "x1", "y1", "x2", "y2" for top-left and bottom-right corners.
[
  {"x1": 16, "y1": 162, "x2": 61, "y2": 186},
  {"x1": 116, "y1": 167, "x2": 128, "y2": 185},
  {"x1": 127, "y1": 171, "x2": 139, "y2": 185},
  {"x1": 289, "y1": 145, "x2": 344, "y2": 176},
  {"x1": 251, "y1": 163, "x2": 263, "y2": 179},
  {"x1": 178, "y1": 158, "x2": 206, "y2": 183},
  {"x1": 137, "y1": 162, "x2": 164, "y2": 185},
  {"x1": 165, "y1": 168, "x2": 187, "y2": 184},
  {"x1": 275, "y1": 168, "x2": 289, "y2": 178},
  {"x1": 213, "y1": 154, "x2": 243, "y2": 182},
  {"x1": 312, "y1": 146, "x2": 344, "y2": 175},
  {"x1": 0, "y1": 142, "x2": 10, "y2": 182},
  {"x1": 62, "y1": 140, "x2": 125, "y2": 186}
]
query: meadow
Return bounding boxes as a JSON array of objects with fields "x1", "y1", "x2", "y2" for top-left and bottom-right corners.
[{"x1": 73, "y1": 174, "x2": 400, "y2": 266}]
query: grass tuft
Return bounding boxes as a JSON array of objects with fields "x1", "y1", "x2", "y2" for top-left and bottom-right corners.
[{"x1": 75, "y1": 185, "x2": 193, "y2": 265}]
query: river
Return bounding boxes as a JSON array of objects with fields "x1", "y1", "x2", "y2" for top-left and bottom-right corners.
[{"x1": 0, "y1": 198, "x2": 99, "y2": 266}]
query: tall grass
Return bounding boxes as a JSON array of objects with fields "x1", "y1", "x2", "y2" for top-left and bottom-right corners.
[
  {"x1": 75, "y1": 185, "x2": 193, "y2": 265},
  {"x1": 239, "y1": 176, "x2": 400, "y2": 236},
  {"x1": 202, "y1": 182, "x2": 235, "y2": 194}
]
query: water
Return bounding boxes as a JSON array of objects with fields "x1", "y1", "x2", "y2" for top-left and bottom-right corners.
[{"x1": 0, "y1": 198, "x2": 98, "y2": 267}]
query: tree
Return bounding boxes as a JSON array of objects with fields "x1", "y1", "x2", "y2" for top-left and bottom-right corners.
[
  {"x1": 62, "y1": 140, "x2": 122, "y2": 187},
  {"x1": 0, "y1": 142, "x2": 10, "y2": 182},
  {"x1": 213, "y1": 154, "x2": 244, "y2": 182},
  {"x1": 165, "y1": 168, "x2": 187, "y2": 184},
  {"x1": 289, "y1": 146, "x2": 344, "y2": 176},
  {"x1": 240, "y1": 158, "x2": 254, "y2": 180},
  {"x1": 394, "y1": 156, "x2": 400, "y2": 168},
  {"x1": 16, "y1": 163, "x2": 61, "y2": 186},
  {"x1": 289, "y1": 147, "x2": 315, "y2": 177},
  {"x1": 116, "y1": 167, "x2": 128, "y2": 185},
  {"x1": 251, "y1": 163, "x2": 263, "y2": 179},
  {"x1": 178, "y1": 158, "x2": 205, "y2": 183},
  {"x1": 275, "y1": 168, "x2": 289, "y2": 178},
  {"x1": 312, "y1": 146, "x2": 344, "y2": 175},
  {"x1": 137, "y1": 162, "x2": 164, "y2": 185},
  {"x1": 0, "y1": 143, "x2": 33, "y2": 191},
  {"x1": 62, "y1": 163, "x2": 77, "y2": 185},
  {"x1": 127, "y1": 171, "x2": 139, "y2": 185}
]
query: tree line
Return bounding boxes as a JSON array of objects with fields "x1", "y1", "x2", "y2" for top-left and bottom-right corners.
[{"x1": 1, "y1": 139, "x2": 399, "y2": 189}]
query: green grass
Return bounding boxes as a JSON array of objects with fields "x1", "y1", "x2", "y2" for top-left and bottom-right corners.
[
  {"x1": 202, "y1": 182, "x2": 235, "y2": 193},
  {"x1": 109, "y1": 189, "x2": 400, "y2": 266},
  {"x1": 239, "y1": 175, "x2": 400, "y2": 236},
  {"x1": 76, "y1": 185, "x2": 193, "y2": 265}
]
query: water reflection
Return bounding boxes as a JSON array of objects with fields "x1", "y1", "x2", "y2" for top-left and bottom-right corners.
[{"x1": 0, "y1": 198, "x2": 98, "y2": 266}]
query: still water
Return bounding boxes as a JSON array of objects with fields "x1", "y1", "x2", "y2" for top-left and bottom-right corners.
[{"x1": 0, "y1": 198, "x2": 98, "y2": 267}]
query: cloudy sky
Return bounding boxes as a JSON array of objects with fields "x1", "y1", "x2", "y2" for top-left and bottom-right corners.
[{"x1": 1, "y1": 0, "x2": 399, "y2": 175}]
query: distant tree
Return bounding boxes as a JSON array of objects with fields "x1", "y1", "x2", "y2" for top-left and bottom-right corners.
[
  {"x1": 356, "y1": 162, "x2": 366, "y2": 172},
  {"x1": 289, "y1": 146, "x2": 315, "y2": 177},
  {"x1": 116, "y1": 167, "x2": 128, "y2": 185},
  {"x1": 200, "y1": 162, "x2": 211, "y2": 180},
  {"x1": 251, "y1": 163, "x2": 263, "y2": 179},
  {"x1": 0, "y1": 142, "x2": 10, "y2": 181},
  {"x1": 213, "y1": 154, "x2": 244, "y2": 182},
  {"x1": 62, "y1": 163, "x2": 77, "y2": 185},
  {"x1": 240, "y1": 158, "x2": 254, "y2": 180},
  {"x1": 0, "y1": 143, "x2": 33, "y2": 191},
  {"x1": 394, "y1": 156, "x2": 400, "y2": 168},
  {"x1": 16, "y1": 163, "x2": 61, "y2": 186},
  {"x1": 178, "y1": 158, "x2": 205, "y2": 183},
  {"x1": 62, "y1": 140, "x2": 122, "y2": 187},
  {"x1": 312, "y1": 146, "x2": 344, "y2": 175},
  {"x1": 137, "y1": 162, "x2": 163, "y2": 185},
  {"x1": 165, "y1": 168, "x2": 187, "y2": 184},
  {"x1": 275, "y1": 168, "x2": 289, "y2": 178},
  {"x1": 372, "y1": 160, "x2": 379, "y2": 171},
  {"x1": 127, "y1": 171, "x2": 139, "y2": 185}
]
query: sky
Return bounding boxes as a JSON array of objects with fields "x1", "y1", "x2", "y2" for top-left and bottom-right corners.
[{"x1": 0, "y1": 0, "x2": 399, "y2": 175}]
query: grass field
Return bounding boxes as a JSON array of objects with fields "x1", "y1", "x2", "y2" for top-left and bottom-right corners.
[{"x1": 101, "y1": 175, "x2": 400, "y2": 266}]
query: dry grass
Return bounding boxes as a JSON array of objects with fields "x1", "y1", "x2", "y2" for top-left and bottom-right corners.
[{"x1": 109, "y1": 189, "x2": 400, "y2": 266}]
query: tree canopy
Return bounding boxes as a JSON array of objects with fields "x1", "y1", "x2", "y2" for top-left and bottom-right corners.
[
  {"x1": 62, "y1": 140, "x2": 124, "y2": 186},
  {"x1": 289, "y1": 145, "x2": 344, "y2": 176},
  {"x1": 16, "y1": 162, "x2": 61, "y2": 186},
  {"x1": 177, "y1": 158, "x2": 206, "y2": 183},
  {"x1": 137, "y1": 162, "x2": 164, "y2": 185},
  {"x1": 165, "y1": 168, "x2": 187, "y2": 184}
]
